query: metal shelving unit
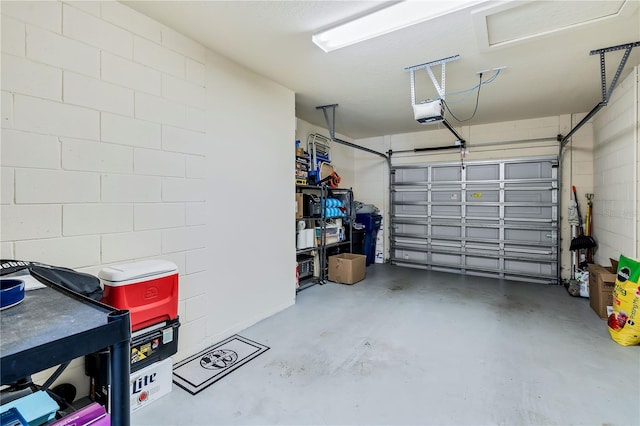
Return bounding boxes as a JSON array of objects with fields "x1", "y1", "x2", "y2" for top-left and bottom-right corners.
[
  {"x1": 296, "y1": 185, "x2": 326, "y2": 291},
  {"x1": 320, "y1": 187, "x2": 354, "y2": 282},
  {"x1": 296, "y1": 186, "x2": 353, "y2": 291}
]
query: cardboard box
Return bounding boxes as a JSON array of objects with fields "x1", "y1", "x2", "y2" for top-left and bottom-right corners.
[
  {"x1": 296, "y1": 193, "x2": 303, "y2": 219},
  {"x1": 131, "y1": 357, "x2": 173, "y2": 412},
  {"x1": 328, "y1": 253, "x2": 366, "y2": 284},
  {"x1": 588, "y1": 263, "x2": 617, "y2": 319}
]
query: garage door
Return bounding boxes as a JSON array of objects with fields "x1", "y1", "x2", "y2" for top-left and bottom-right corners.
[{"x1": 390, "y1": 156, "x2": 558, "y2": 284}]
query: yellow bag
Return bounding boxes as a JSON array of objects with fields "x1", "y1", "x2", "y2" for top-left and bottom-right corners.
[{"x1": 608, "y1": 255, "x2": 640, "y2": 346}]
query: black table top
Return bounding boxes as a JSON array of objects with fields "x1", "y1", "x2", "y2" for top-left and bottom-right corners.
[
  {"x1": 1, "y1": 282, "x2": 130, "y2": 385},
  {"x1": 1, "y1": 286, "x2": 111, "y2": 358}
]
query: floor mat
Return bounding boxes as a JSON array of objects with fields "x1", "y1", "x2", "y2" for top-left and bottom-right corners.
[{"x1": 172, "y1": 335, "x2": 269, "y2": 395}]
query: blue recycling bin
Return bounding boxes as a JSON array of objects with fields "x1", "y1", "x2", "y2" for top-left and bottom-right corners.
[{"x1": 356, "y1": 213, "x2": 382, "y2": 266}]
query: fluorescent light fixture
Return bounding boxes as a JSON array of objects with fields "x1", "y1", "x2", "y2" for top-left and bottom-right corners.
[{"x1": 312, "y1": 0, "x2": 488, "y2": 52}]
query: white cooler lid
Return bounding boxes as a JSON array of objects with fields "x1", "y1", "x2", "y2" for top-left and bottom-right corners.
[{"x1": 98, "y1": 259, "x2": 178, "y2": 283}]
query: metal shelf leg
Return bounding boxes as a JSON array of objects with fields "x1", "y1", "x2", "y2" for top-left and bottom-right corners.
[{"x1": 109, "y1": 310, "x2": 131, "y2": 426}]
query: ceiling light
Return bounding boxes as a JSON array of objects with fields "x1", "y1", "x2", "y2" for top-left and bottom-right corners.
[{"x1": 312, "y1": 0, "x2": 488, "y2": 52}]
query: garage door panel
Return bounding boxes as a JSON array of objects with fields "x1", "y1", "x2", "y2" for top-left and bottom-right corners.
[
  {"x1": 396, "y1": 249, "x2": 428, "y2": 263},
  {"x1": 466, "y1": 190, "x2": 499, "y2": 202},
  {"x1": 505, "y1": 206, "x2": 551, "y2": 219},
  {"x1": 505, "y1": 191, "x2": 550, "y2": 203},
  {"x1": 431, "y1": 239, "x2": 462, "y2": 248},
  {"x1": 467, "y1": 226, "x2": 499, "y2": 240},
  {"x1": 397, "y1": 169, "x2": 429, "y2": 182},
  {"x1": 466, "y1": 164, "x2": 499, "y2": 181},
  {"x1": 432, "y1": 205, "x2": 461, "y2": 216},
  {"x1": 432, "y1": 225, "x2": 461, "y2": 237},
  {"x1": 393, "y1": 193, "x2": 427, "y2": 214},
  {"x1": 432, "y1": 191, "x2": 461, "y2": 202},
  {"x1": 396, "y1": 223, "x2": 428, "y2": 235},
  {"x1": 395, "y1": 203, "x2": 427, "y2": 214},
  {"x1": 505, "y1": 162, "x2": 552, "y2": 179},
  {"x1": 505, "y1": 259, "x2": 555, "y2": 276},
  {"x1": 505, "y1": 247, "x2": 553, "y2": 259},
  {"x1": 505, "y1": 228, "x2": 551, "y2": 244},
  {"x1": 394, "y1": 240, "x2": 427, "y2": 251},
  {"x1": 467, "y1": 205, "x2": 500, "y2": 218},
  {"x1": 432, "y1": 166, "x2": 461, "y2": 182},
  {"x1": 432, "y1": 252, "x2": 462, "y2": 266},
  {"x1": 466, "y1": 237, "x2": 499, "y2": 248},
  {"x1": 394, "y1": 192, "x2": 427, "y2": 203},
  {"x1": 466, "y1": 256, "x2": 499, "y2": 269},
  {"x1": 391, "y1": 156, "x2": 558, "y2": 284}
]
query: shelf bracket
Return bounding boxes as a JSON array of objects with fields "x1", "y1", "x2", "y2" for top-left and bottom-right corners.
[
  {"x1": 315, "y1": 104, "x2": 389, "y2": 160},
  {"x1": 405, "y1": 55, "x2": 460, "y2": 106},
  {"x1": 593, "y1": 41, "x2": 640, "y2": 104},
  {"x1": 560, "y1": 41, "x2": 640, "y2": 146},
  {"x1": 316, "y1": 104, "x2": 338, "y2": 140}
]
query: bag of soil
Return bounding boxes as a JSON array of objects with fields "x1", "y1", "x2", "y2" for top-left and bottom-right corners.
[{"x1": 608, "y1": 255, "x2": 640, "y2": 346}]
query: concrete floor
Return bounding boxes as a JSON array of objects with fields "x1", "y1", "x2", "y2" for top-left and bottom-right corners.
[{"x1": 132, "y1": 264, "x2": 639, "y2": 425}]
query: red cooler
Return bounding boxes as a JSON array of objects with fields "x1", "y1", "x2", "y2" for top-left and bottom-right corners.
[{"x1": 99, "y1": 260, "x2": 178, "y2": 332}]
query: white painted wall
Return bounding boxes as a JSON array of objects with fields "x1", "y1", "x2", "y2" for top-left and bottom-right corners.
[
  {"x1": 0, "y1": 1, "x2": 294, "y2": 396},
  {"x1": 204, "y1": 49, "x2": 295, "y2": 345},
  {"x1": 352, "y1": 115, "x2": 594, "y2": 280},
  {"x1": 593, "y1": 66, "x2": 639, "y2": 265}
]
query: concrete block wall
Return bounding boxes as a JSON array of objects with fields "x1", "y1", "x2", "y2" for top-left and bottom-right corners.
[
  {"x1": 1, "y1": 1, "x2": 295, "y2": 396},
  {"x1": 593, "y1": 66, "x2": 639, "y2": 264},
  {"x1": 0, "y1": 0, "x2": 207, "y2": 394},
  {"x1": 1, "y1": 3, "x2": 207, "y2": 264}
]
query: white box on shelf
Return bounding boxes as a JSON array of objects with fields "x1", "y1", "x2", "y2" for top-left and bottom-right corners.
[{"x1": 130, "y1": 357, "x2": 173, "y2": 412}]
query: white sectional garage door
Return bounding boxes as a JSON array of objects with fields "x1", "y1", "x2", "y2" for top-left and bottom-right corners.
[{"x1": 390, "y1": 156, "x2": 559, "y2": 284}]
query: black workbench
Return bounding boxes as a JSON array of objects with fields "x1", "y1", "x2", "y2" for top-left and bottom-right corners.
[{"x1": 1, "y1": 281, "x2": 131, "y2": 425}]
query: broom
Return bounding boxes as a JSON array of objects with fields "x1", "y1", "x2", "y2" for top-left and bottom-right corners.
[
  {"x1": 585, "y1": 193, "x2": 594, "y2": 263},
  {"x1": 569, "y1": 186, "x2": 597, "y2": 251}
]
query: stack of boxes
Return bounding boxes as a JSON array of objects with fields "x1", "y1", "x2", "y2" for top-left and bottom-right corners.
[{"x1": 88, "y1": 260, "x2": 180, "y2": 412}]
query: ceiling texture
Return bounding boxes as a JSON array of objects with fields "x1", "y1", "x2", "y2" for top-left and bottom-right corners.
[{"x1": 125, "y1": 1, "x2": 640, "y2": 140}]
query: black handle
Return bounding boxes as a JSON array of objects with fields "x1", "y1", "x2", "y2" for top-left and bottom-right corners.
[{"x1": 572, "y1": 186, "x2": 584, "y2": 230}]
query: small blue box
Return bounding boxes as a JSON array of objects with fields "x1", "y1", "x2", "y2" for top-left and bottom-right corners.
[
  {"x1": 0, "y1": 391, "x2": 58, "y2": 426},
  {"x1": 1, "y1": 407, "x2": 29, "y2": 426}
]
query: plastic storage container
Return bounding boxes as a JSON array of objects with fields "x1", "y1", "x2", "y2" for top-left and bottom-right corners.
[
  {"x1": 130, "y1": 317, "x2": 180, "y2": 372},
  {"x1": 99, "y1": 260, "x2": 178, "y2": 331},
  {"x1": 296, "y1": 254, "x2": 314, "y2": 279},
  {"x1": 356, "y1": 213, "x2": 382, "y2": 266}
]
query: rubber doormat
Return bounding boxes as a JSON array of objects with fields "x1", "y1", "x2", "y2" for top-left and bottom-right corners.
[{"x1": 173, "y1": 335, "x2": 269, "y2": 395}]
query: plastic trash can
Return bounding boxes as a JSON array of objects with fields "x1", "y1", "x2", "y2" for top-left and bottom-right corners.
[
  {"x1": 351, "y1": 228, "x2": 366, "y2": 257},
  {"x1": 356, "y1": 213, "x2": 382, "y2": 266}
]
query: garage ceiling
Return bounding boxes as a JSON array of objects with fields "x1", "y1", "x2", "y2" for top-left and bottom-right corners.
[{"x1": 124, "y1": 1, "x2": 640, "y2": 139}]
